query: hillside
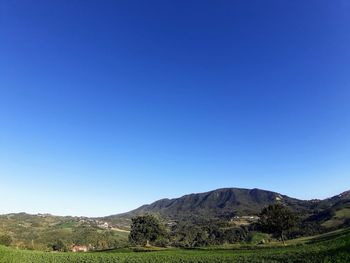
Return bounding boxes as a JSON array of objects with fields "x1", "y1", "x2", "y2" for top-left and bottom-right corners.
[
  {"x1": 104, "y1": 188, "x2": 311, "y2": 222},
  {"x1": 104, "y1": 188, "x2": 350, "y2": 230},
  {"x1": 306, "y1": 190, "x2": 350, "y2": 230},
  {"x1": 0, "y1": 213, "x2": 128, "y2": 250}
]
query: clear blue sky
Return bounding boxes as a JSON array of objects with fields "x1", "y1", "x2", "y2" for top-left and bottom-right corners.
[{"x1": 1, "y1": 0, "x2": 349, "y2": 217}]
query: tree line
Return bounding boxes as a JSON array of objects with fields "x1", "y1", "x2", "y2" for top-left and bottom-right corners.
[{"x1": 128, "y1": 204, "x2": 298, "y2": 247}]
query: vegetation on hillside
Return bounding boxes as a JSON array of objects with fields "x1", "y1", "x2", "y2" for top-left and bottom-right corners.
[
  {"x1": 0, "y1": 213, "x2": 128, "y2": 251},
  {"x1": 107, "y1": 188, "x2": 350, "y2": 231},
  {"x1": 0, "y1": 227, "x2": 349, "y2": 263}
]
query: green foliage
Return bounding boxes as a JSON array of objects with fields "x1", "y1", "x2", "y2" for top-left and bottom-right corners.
[
  {"x1": 173, "y1": 225, "x2": 209, "y2": 247},
  {"x1": 50, "y1": 239, "x2": 66, "y2": 252},
  {"x1": 246, "y1": 232, "x2": 270, "y2": 244},
  {"x1": 0, "y1": 235, "x2": 12, "y2": 246},
  {"x1": 128, "y1": 214, "x2": 167, "y2": 246},
  {"x1": 0, "y1": 228, "x2": 349, "y2": 262},
  {"x1": 258, "y1": 204, "x2": 297, "y2": 243},
  {"x1": 170, "y1": 218, "x2": 248, "y2": 247}
]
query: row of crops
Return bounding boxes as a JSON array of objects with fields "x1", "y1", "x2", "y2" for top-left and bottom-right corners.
[{"x1": 0, "y1": 229, "x2": 349, "y2": 263}]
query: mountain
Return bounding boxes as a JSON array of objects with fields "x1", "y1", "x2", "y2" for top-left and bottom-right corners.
[
  {"x1": 132, "y1": 188, "x2": 306, "y2": 216},
  {"x1": 104, "y1": 188, "x2": 350, "y2": 228},
  {"x1": 104, "y1": 188, "x2": 311, "y2": 225}
]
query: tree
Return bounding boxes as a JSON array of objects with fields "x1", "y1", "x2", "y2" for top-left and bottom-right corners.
[
  {"x1": 128, "y1": 214, "x2": 167, "y2": 246},
  {"x1": 176, "y1": 225, "x2": 209, "y2": 247},
  {"x1": 258, "y1": 204, "x2": 297, "y2": 245},
  {"x1": 0, "y1": 235, "x2": 12, "y2": 246},
  {"x1": 50, "y1": 239, "x2": 66, "y2": 251}
]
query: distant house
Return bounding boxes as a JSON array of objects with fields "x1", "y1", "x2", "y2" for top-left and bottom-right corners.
[{"x1": 72, "y1": 245, "x2": 88, "y2": 252}]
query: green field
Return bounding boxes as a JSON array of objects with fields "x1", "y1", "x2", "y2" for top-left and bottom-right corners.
[{"x1": 0, "y1": 228, "x2": 349, "y2": 263}]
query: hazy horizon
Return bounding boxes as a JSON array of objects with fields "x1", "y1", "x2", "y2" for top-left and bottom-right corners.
[{"x1": 1, "y1": 1, "x2": 349, "y2": 217}]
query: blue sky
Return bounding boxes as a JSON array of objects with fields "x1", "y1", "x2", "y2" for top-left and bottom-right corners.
[{"x1": 1, "y1": 0, "x2": 349, "y2": 217}]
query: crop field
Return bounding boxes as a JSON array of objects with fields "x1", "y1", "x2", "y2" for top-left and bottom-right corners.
[{"x1": 0, "y1": 228, "x2": 349, "y2": 263}]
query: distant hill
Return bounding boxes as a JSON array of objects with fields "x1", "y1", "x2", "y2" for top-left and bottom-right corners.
[
  {"x1": 0, "y1": 213, "x2": 129, "y2": 250},
  {"x1": 104, "y1": 188, "x2": 350, "y2": 228},
  {"x1": 305, "y1": 190, "x2": 350, "y2": 229},
  {"x1": 124, "y1": 188, "x2": 308, "y2": 217}
]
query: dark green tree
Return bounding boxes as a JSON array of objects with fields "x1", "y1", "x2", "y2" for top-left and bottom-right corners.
[
  {"x1": 50, "y1": 239, "x2": 66, "y2": 251},
  {"x1": 0, "y1": 235, "x2": 12, "y2": 246},
  {"x1": 128, "y1": 214, "x2": 167, "y2": 246},
  {"x1": 258, "y1": 204, "x2": 297, "y2": 245}
]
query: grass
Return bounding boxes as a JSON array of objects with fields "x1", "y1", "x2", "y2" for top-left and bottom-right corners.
[
  {"x1": 0, "y1": 228, "x2": 349, "y2": 262},
  {"x1": 285, "y1": 227, "x2": 350, "y2": 245},
  {"x1": 322, "y1": 208, "x2": 350, "y2": 228}
]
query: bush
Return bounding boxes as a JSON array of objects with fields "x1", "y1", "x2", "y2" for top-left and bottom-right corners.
[
  {"x1": 50, "y1": 240, "x2": 67, "y2": 252},
  {"x1": 0, "y1": 235, "x2": 12, "y2": 246}
]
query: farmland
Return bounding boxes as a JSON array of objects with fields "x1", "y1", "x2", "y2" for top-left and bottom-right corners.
[{"x1": 0, "y1": 228, "x2": 349, "y2": 263}]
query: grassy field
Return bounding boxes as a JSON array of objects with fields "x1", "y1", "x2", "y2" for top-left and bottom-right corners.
[{"x1": 0, "y1": 228, "x2": 349, "y2": 263}]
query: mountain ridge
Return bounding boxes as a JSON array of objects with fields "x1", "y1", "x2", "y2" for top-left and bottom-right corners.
[{"x1": 103, "y1": 187, "x2": 350, "y2": 228}]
